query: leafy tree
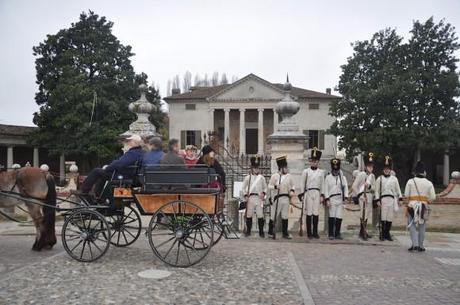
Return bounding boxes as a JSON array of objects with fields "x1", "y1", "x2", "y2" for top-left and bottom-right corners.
[
  {"x1": 330, "y1": 17, "x2": 460, "y2": 181},
  {"x1": 31, "y1": 11, "x2": 165, "y2": 169}
]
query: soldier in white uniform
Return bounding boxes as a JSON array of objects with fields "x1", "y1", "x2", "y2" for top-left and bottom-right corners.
[
  {"x1": 352, "y1": 152, "x2": 376, "y2": 241},
  {"x1": 324, "y1": 158, "x2": 348, "y2": 240},
  {"x1": 242, "y1": 156, "x2": 268, "y2": 238},
  {"x1": 299, "y1": 148, "x2": 325, "y2": 239},
  {"x1": 374, "y1": 156, "x2": 402, "y2": 241},
  {"x1": 404, "y1": 161, "x2": 436, "y2": 252},
  {"x1": 268, "y1": 156, "x2": 295, "y2": 239}
]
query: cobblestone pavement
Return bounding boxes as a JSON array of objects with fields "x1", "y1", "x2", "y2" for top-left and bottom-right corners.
[{"x1": 1, "y1": 222, "x2": 460, "y2": 305}]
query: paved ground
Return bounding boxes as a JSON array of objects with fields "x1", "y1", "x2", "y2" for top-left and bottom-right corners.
[{"x1": 1, "y1": 222, "x2": 460, "y2": 305}]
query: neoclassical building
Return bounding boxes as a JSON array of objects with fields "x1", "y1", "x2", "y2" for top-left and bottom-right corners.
[{"x1": 164, "y1": 74, "x2": 341, "y2": 158}]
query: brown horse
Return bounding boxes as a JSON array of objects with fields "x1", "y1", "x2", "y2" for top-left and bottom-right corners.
[{"x1": 0, "y1": 167, "x2": 57, "y2": 250}]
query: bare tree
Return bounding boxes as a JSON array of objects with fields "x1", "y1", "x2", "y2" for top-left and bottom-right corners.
[
  {"x1": 172, "y1": 75, "x2": 180, "y2": 90},
  {"x1": 211, "y1": 71, "x2": 219, "y2": 86},
  {"x1": 182, "y1": 71, "x2": 192, "y2": 92},
  {"x1": 231, "y1": 75, "x2": 239, "y2": 83},
  {"x1": 203, "y1": 73, "x2": 209, "y2": 86},
  {"x1": 220, "y1": 73, "x2": 228, "y2": 85},
  {"x1": 166, "y1": 80, "x2": 172, "y2": 96}
]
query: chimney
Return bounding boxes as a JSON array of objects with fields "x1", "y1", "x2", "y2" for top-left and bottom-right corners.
[
  {"x1": 171, "y1": 88, "x2": 181, "y2": 95},
  {"x1": 326, "y1": 88, "x2": 331, "y2": 95}
]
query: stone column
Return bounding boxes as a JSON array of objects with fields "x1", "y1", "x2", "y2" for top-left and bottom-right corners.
[
  {"x1": 59, "y1": 154, "x2": 65, "y2": 184},
  {"x1": 224, "y1": 108, "x2": 230, "y2": 152},
  {"x1": 258, "y1": 108, "x2": 264, "y2": 155},
  {"x1": 33, "y1": 148, "x2": 39, "y2": 168},
  {"x1": 273, "y1": 108, "x2": 278, "y2": 132},
  {"x1": 209, "y1": 108, "x2": 215, "y2": 133},
  {"x1": 443, "y1": 149, "x2": 450, "y2": 186},
  {"x1": 7, "y1": 146, "x2": 13, "y2": 171},
  {"x1": 239, "y1": 108, "x2": 246, "y2": 155}
]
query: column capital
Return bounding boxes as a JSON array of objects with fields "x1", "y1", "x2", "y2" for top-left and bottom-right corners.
[
  {"x1": 209, "y1": 108, "x2": 215, "y2": 112},
  {"x1": 239, "y1": 108, "x2": 246, "y2": 113},
  {"x1": 258, "y1": 108, "x2": 264, "y2": 112},
  {"x1": 224, "y1": 108, "x2": 231, "y2": 113}
]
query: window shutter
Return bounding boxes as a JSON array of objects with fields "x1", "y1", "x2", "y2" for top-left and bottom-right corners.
[
  {"x1": 319, "y1": 130, "x2": 325, "y2": 150},
  {"x1": 195, "y1": 130, "x2": 202, "y2": 148},
  {"x1": 180, "y1": 130, "x2": 186, "y2": 149},
  {"x1": 303, "y1": 130, "x2": 309, "y2": 149}
]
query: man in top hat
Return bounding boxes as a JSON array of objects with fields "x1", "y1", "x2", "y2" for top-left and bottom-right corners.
[
  {"x1": 374, "y1": 155, "x2": 402, "y2": 241},
  {"x1": 352, "y1": 152, "x2": 376, "y2": 240},
  {"x1": 242, "y1": 155, "x2": 268, "y2": 237},
  {"x1": 299, "y1": 147, "x2": 325, "y2": 239},
  {"x1": 404, "y1": 161, "x2": 436, "y2": 252},
  {"x1": 268, "y1": 156, "x2": 295, "y2": 239},
  {"x1": 324, "y1": 158, "x2": 349, "y2": 240}
]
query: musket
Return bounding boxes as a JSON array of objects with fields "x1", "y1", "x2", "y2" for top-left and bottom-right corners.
[
  {"x1": 298, "y1": 170, "x2": 308, "y2": 236},
  {"x1": 361, "y1": 174, "x2": 368, "y2": 238},
  {"x1": 243, "y1": 171, "x2": 253, "y2": 234},
  {"x1": 272, "y1": 173, "x2": 282, "y2": 240},
  {"x1": 378, "y1": 176, "x2": 383, "y2": 240}
]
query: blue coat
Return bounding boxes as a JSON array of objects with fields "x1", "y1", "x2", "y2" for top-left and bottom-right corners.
[
  {"x1": 143, "y1": 150, "x2": 164, "y2": 167},
  {"x1": 104, "y1": 146, "x2": 144, "y2": 178}
]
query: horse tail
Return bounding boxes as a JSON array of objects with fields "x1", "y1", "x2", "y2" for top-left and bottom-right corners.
[{"x1": 43, "y1": 174, "x2": 57, "y2": 247}]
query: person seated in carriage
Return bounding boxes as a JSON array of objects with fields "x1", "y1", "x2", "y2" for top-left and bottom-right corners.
[
  {"x1": 196, "y1": 145, "x2": 226, "y2": 192},
  {"x1": 143, "y1": 136, "x2": 164, "y2": 167},
  {"x1": 77, "y1": 134, "x2": 144, "y2": 199}
]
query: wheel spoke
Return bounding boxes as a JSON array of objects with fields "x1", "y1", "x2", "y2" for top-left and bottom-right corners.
[
  {"x1": 175, "y1": 241, "x2": 180, "y2": 265},
  {"x1": 163, "y1": 238, "x2": 178, "y2": 259},
  {"x1": 87, "y1": 240, "x2": 93, "y2": 258},
  {"x1": 123, "y1": 228, "x2": 136, "y2": 239},
  {"x1": 90, "y1": 239, "x2": 104, "y2": 253},
  {"x1": 80, "y1": 240, "x2": 87, "y2": 260},
  {"x1": 154, "y1": 236, "x2": 175, "y2": 249},
  {"x1": 121, "y1": 230, "x2": 129, "y2": 244},
  {"x1": 183, "y1": 242, "x2": 192, "y2": 265},
  {"x1": 69, "y1": 239, "x2": 83, "y2": 253}
]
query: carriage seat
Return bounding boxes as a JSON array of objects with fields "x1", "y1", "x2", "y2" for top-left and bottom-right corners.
[{"x1": 140, "y1": 165, "x2": 220, "y2": 194}]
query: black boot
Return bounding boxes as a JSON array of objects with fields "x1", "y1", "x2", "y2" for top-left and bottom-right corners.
[
  {"x1": 328, "y1": 217, "x2": 335, "y2": 240},
  {"x1": 359, "y1": 222, "x2": 367, "y2": 241},
  {"x1": 245, "y1": 218, "x2": 252, "y2": 237},
  {"x1": 268, "y1": 219, "x2": 274, "y2": 237},
  {"x1": 379, "y1": 221, "x2": 386, "y2": 241},
  {"x1": 386, "y1": 221, "x2": 393, "y2": 241},
  {"x1": 306, "y1": 215, "x2": 313, "y2": 239},
  {"x1": 282, "y1": 219, "x2": 292, "y2": 239},
  {"x1": 258, "y1": 218, "x2": 265, "y2": 238},
  {"x1": 312, "y1": 215, "x2": 320, "y2": 239},
  {"x1": 335, "y1": 218, "x2": 343, "y2": 240}
]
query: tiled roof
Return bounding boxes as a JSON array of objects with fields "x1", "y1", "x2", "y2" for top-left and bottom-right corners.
[
  {"x1": 0, "y1": 124, "x2": 37, "y2": 137},
  {"x1": 164, "y1": 78, "x2": 340, "y2": 101},
  {"x1": 164, "y1": 84, "x2": 231, "y2": 100}
]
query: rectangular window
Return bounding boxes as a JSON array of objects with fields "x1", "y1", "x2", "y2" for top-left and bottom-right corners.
[
  {"x1": 309, "y1": 103, "x2": 319, "y2": 110},
  {"x1": 180, "y1": 130, "x2": 202, "y2": 149},
  {"x1": 185, "y1": 104, "x2": 196, "y2": 110},
  {"x1": 303, "y1": 130, "x2": 325, "y2": 150}
]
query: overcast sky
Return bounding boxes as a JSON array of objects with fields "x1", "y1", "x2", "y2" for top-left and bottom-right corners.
[{"x1": 1, "y1": 0, "x2": 459, "y2": 126}]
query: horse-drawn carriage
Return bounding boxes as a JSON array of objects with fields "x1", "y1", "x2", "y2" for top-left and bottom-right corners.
[{"x1": 0, "y1": 165, "x2": 232, "y2": 268}]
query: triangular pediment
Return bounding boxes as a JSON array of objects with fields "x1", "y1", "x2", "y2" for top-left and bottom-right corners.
[{"x1": 209, "y1": 74, "x2": 286, "y2": 101}]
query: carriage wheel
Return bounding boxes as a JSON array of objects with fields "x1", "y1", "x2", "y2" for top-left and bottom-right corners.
[
  {"x1": 62, "y1": 209, "x2": 111, "y2": 262},
  {"x1": 106, "y1": 204, "x2": 142, "y2": 247},
  {"x1": 147, "y1": 200, "x2": 214, "y2": 268},
  {"x1": 211, "y1": 212, "x2": 225, "y2": 246}
]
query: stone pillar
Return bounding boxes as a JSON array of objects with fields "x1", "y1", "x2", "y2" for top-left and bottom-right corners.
[
  {"x1": 273, "y1": 108, "x2": 278, "y2": 132},
  {"x1": 443, "y1": 149, "x2": 450, "y2": 186},
  {"x1": 224, "y1": 108, "x2": 230, "y2": 152},
  {"x1": 209, "y1": 108, "x2": 215, "y2": 133},
  {"x1": 239, "y1": 108, "x2": 246, "y2": 155},
  {"x1": 258, "y1": 108, "x2": 264, "y2": 155},
  {"x1": 7, "y1": 146, "x2": 13, "y2": 171},
  {"x1": 33, "y1": 148, "x2": 39, "y2": 168},
  {"x1": 59, "y1": 154, "x2": 65, "y2": 184}
]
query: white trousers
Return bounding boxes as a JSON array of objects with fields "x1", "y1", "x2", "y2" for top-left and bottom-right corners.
[
  {"x1": 270, "y1": 197, "x2": 289, "y2": 220},
  {"x1": 328, "y1": 197, "x2": 343, "y2": 219},
  {"x1": 380, "y1": 197, "x2": 394, "y2": 222},
  {"x1": 305, "y1": 190, "x2": 321, "y2": 216},
  {"x1": 359, "y1": 194, "x2": 373, "y2": 221},
  {"x1": 246, "y1": 196, "x2": 264, "y2": 218}
]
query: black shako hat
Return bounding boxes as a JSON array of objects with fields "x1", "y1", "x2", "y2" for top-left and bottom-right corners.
[
  {"x1": 276, "y1": 156, "x2": 288, "y2": 169},
  {"x1": 383, "y1": 155, "x2": 393, "y2": 169},
  {"x1": 250, "y1": 155, "x2": 261, "y2": 168},
  {"x1": 364, "y1": 152, "x2": 375, "y2": 166},
  {"x1": 310, "y1": 147, "x2": 322, "y2": 161},
  {"x1": 415, "y1": 161, "x2": 425, "y2": 174},
  {"x1": 330, "y1": 158, "x2": 341, "y2": 170}
]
